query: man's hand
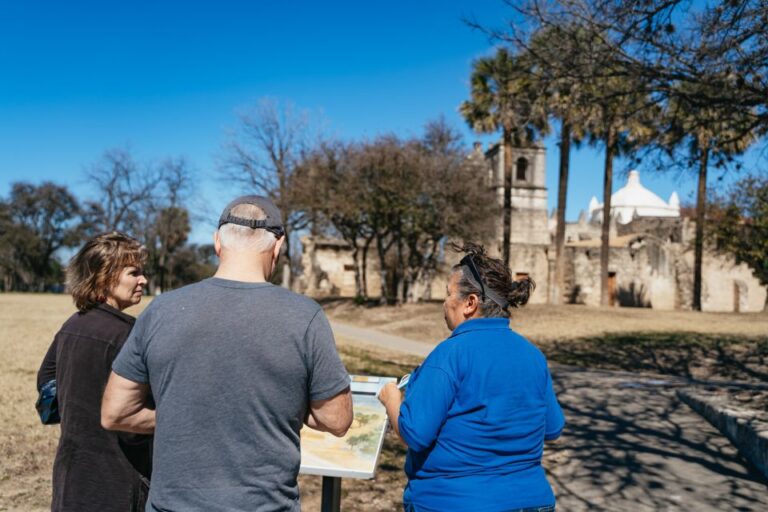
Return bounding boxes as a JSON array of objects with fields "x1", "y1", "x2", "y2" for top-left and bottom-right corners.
[{"x1": 101, "y1": 372, "x2": 156, "y2": 434}]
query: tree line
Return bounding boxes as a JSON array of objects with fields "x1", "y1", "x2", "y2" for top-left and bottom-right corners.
[
  {"x1": 221, "y1": 102, "x2": 498, "y2": 304},
  {"x1": 0, "y1": 107, "x2": 498, "y2": 303},
  {"x1": 461, "y1": 0, "x2": 767, "y2": 309},
  {"x1": 0, "y1": 149, "x2": 216, "y2": 293}
]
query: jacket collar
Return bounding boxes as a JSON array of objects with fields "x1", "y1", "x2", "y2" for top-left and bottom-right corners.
[
  {"x1": 449, "y1": 317, "x2": 509, "y2": 338},
  {"x1": 93, "y1": 303, "x2": 136, "y2": 326}
]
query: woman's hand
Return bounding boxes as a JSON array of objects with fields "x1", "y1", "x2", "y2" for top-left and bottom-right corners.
[
  {"x1": 378, "y1": 382, "x2": 406, "y2": 445},
  {"x1": 377, "y1": 382, "x2": 401, "y2": 408}
]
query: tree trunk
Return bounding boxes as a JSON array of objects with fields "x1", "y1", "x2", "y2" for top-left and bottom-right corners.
[
  {"x1": 376, "y1": 235, "x2": 390, "y2": 304},
  {"x1": 600, "y1": 129, "x2": 616, "y2": 307},
  {"x1": 502, "y1": 129, "x2": 513, "y2": 267},
  {"x1": 419, "y1": 239, "x2": 440, "y2": 302},
  {"x1": 351, "y1": 245, "x2": 363, "y2": 299},
  {"x1": 693, "y1": 147, "x2": 709, "y2": 311},
  {"x1": 362, "y1": 235, "x2": 373, "y2": 300},
  {"x1": 553, "y1": 122, "x2": 571, "y2": 305},
  {"x1": 396, "y1": 237, "x2": 405, "y2": 304}
]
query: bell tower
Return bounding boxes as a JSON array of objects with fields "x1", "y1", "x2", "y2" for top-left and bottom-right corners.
[
  {"x1": 484, "y1": 140, "x2": 551, "y2": 304},
  {"x1": 485, "y1": 141, "x2": 549, "y2": 246}
]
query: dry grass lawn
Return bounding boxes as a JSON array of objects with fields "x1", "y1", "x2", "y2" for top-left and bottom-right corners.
[
  {"x1": 0, "y1": 294, "x2": 419, "y2": 511},
  {"x1": 2, "y1": 293, "x2": 766, "y2": 511}
]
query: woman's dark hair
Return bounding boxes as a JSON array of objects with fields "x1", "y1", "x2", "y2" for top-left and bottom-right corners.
[
  {"x1": 450, "y1": 241, "x2": 535, "y2": 319},
  {"x1": 67, "y1": 232, "x2": 147, "y2": 312}
]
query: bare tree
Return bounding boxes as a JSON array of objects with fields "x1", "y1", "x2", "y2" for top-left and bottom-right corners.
[
  {"x1": 144, "y1": 158, "x2": 193, "y2": 293},
  {"x1": 84, "y1": 149, "x2": 195, "y2": 293},
  {"x1": 84, "y1": 148, "x2": 163, "y2": 235},
  {"x1": 220, "y1": 99, "x2": 318, "y2": 286},
  {"x1": 302, "y1": 121, "x2": 498, "y2": 304}
]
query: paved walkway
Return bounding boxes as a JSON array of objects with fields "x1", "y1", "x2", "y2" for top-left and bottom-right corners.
[
  {"x1": 331, "y1": 321, "x2": 435, "y2": 357},
  {"x1": 330, "y1": 321, "x2": 768, "y2": 512}
]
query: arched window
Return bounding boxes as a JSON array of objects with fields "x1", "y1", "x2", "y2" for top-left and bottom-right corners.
[{"x1": 516, "y1": 157, "x2": 528, "y2": 181}]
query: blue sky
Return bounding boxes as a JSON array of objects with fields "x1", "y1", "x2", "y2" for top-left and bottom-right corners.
[{"x1": 1, "y1": 1, "x2": 762, "y2": 244}]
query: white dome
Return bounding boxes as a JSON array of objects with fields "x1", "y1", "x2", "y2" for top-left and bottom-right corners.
[{"x1": 589, "y1": 170, "x2": 680, "y2": 224}]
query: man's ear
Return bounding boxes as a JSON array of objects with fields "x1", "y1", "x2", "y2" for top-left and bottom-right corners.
[
  {"x1": 272, "y1": 236, "x2": 285, "y2": 262},
  {"x1": 213, "y1": 231, "x2": 222, "y2": 257}
]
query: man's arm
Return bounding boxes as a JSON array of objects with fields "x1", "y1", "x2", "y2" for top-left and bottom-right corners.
[
  {"x1": 305, "y1": 386, "x2": 353, "y2": 437},
  {"x1": 101, "y1": 371, "x2": 156, "y2": 434}
]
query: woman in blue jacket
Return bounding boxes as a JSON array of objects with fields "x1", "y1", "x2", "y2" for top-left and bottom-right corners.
[{"x1": 379, "y1": 242, "x2": 565, "y2": 512}]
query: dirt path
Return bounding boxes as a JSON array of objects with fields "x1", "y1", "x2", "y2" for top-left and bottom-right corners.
[{"x1": 330, "y1": 322, "x2": 768, "y2": 511}]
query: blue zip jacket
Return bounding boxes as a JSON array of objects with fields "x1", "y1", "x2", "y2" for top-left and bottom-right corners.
[{"x1": 399, "y1": 318, "x2": 565, "y2": 512}]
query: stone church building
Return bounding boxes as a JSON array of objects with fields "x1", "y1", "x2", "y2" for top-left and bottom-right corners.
[{"x1": 299, "y1": 143, "x2": 766, "y2": 312}]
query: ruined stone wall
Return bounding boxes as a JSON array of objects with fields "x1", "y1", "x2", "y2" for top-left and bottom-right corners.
[
  {"x1": 299, "y1": 237, "x2": 381, "y2": 298},
  {"x1": 677, "y1": 250, "x2": 767, "y2": 312},
  {"x1": 561, "y1": 238, "x2": 766, "y2": 312},
  {"x1": 617, "y1": 217, "x2": 683, "y2": 243},
  {"x1": 563, "y1": 239, "x2": 678, "y2": 309}
]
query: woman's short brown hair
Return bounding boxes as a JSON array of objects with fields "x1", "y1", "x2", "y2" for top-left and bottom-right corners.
[{"x1": 67, "y1": 232, "x2": 147, "y2": 311}]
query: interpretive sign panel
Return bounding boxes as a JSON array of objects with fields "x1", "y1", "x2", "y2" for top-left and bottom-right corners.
[{"x1": 300, "y1": 375, "x2": 396, "y2": 479}]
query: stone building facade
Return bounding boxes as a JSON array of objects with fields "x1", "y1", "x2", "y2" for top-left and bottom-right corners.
[{"x1": 299, "y1": 143, "x2": 766, "y2": 312}]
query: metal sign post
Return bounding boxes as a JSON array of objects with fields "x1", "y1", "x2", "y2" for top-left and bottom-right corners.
[{"x1": 320, "y1": 476, "x2": 342, "y2": 512}]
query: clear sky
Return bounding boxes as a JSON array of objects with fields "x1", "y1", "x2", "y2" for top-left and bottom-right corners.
[{"x1": 1, "y1": 0, "x2": 762, "y2": 244}]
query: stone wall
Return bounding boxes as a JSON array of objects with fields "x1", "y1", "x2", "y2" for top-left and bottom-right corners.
[
  {"x1": 561, "y1": 236, "x2": 766, "y2": 312},
  {"x1": 299, "y1": 237, "x2": 381, "y2": 298},
  {"x1": 678, "y1": 250, "x2": 767, "y2": 312}
]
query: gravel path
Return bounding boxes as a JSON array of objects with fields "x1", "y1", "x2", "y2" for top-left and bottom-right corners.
[{"x1": 330, "y1": 321, "x2": 768, "y2": 512}]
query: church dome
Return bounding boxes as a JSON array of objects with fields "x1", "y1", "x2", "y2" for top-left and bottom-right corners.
[{"x1": 589, "y1": 170, "x2": 680, "y2": 224}]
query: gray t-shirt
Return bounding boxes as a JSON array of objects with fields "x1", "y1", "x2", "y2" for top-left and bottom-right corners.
[{"x1": 113, "y1": 278, "x2": 350, "y2": 512}]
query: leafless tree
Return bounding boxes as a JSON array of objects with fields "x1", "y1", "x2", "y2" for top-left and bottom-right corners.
[
  {"x1": 220, "y1": 99, "x2": 320, "y2": 286},
  {"x1": 84, "y1": 149, "x2": 195, "y2": 293},
  {"x1": 84, "y1": 148, "x2": 163, "y2": 235}
]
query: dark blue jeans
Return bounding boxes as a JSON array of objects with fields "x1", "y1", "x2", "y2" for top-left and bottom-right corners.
[{"x1": 404, "y1": 505, "x2": 555, "y2": 512}]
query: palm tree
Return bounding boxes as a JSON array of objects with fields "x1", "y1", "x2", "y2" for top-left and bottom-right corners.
[
  {"x1": 580, "y1": 70, "x2": 658, "y2": 306},
  {"x1": 527, "y1": 26, "x2": 592, "y2": 304},
  {"x1": 661, "y1": 86, "x2": 756, "y2": 310},
  {"x1": 530, "y1": 27, "x2": 656, "y2": 307},
  {"x1": 460, "y1": 48, "x2": 549, "y2": 267}
]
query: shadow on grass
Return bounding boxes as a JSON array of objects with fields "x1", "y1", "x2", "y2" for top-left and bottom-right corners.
[{"x1": 542, "y1": 332, "x2": 768, "y2": 383}]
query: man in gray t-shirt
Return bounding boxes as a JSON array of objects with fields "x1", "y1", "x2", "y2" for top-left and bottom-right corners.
[{"x1": 101, "y1": 196, "x2": 353, "y2": 511}]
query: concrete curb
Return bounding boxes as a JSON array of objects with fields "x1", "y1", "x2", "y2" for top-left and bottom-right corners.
[{"x1": 677, "y1": 388, "x2": 768, "y2": 480}]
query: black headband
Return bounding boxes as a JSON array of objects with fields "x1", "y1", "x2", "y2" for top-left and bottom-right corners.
[{"x1": 459, "y1": 254, "x2": 509, "y2": 309}]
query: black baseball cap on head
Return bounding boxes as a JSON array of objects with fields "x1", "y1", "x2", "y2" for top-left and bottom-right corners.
[{"x1": 218, "y1": 195, "x2": 285, "y2": 237}]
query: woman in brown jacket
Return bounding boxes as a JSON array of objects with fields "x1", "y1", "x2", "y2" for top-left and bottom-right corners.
[{"x1": 37, "y1": 232, "x2": 153, "y2": 512}]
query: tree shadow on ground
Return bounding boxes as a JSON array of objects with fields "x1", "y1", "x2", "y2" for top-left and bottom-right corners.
[
  {"x1": 546, "y1": 367, "x2": 768, "y2": 512},
  {"x1": 542, "y1": 332, "x2": 768, "y2": 384}
]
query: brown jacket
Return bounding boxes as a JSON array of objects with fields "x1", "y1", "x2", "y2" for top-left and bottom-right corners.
[{"x1": 37, "y1": 304, "x2": 152, "y2": 512}]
